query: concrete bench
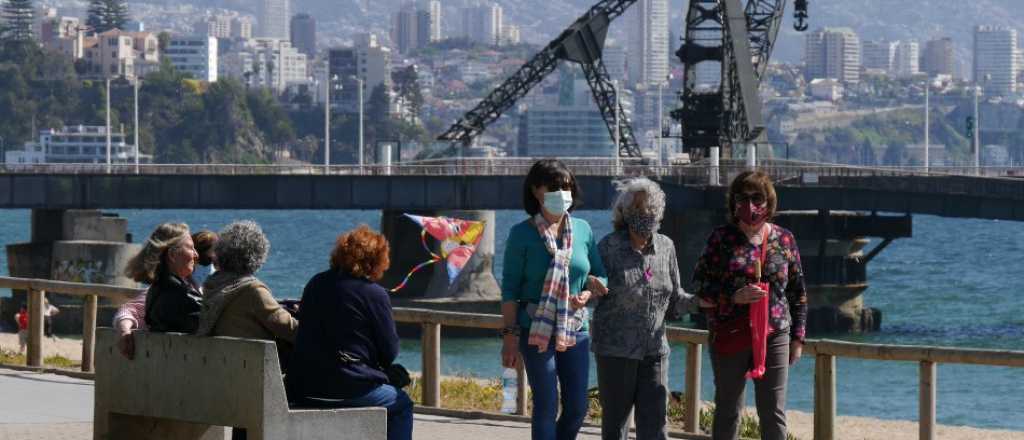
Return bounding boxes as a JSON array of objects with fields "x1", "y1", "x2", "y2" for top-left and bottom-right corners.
[{"x1": 94, "y1": 328, "x2": 387, "y2": 440}]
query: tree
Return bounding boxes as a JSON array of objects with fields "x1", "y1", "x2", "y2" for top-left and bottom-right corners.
[
  {"x1": 392, "y1": 65, "x2": 423, "y2": 123},
  {"x1": 1, "y1": 0, "x2": 34, "y2": 43},
  {"x1": 86, "y1": 0, "x2": 129, "y2": 33}
]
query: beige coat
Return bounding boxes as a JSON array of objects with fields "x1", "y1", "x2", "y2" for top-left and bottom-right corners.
[{"x1": 210, "y1": 283, "x2": 297, "y2": 342}]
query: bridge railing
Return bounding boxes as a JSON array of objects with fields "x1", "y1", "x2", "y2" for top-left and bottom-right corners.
[
  {"x1": 3, "y1": 276, "x2": 1024, "y2": 440},
  {"x1": 3, "y1": 160, "x2": 1020, "y2": 180}
]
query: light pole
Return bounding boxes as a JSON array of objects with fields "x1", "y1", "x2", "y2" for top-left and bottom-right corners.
[
  {"x1": 323, "y1": 62, "x2": 336, "y2": 172},
  {"x1": 612, "y1": 80, "x2": 620, "y2": 175},
  {"x1": 973, "y1": 83, "x2": 981, "y2": 176},
  {"x1": 357, "y1": 76, "x2": 364, "y2": 169},
  {"x1": 133, "y1": 79, "x2": 140, "y2": 174},
  {"x1": 657, "y1": 80, "x2": 664, "y2": 167},
  {"x1": 105, "y1": 78, "x2": 111, "y2": 173}
]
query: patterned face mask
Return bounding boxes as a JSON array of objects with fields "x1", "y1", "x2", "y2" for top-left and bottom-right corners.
[{"x1": 627, "y1": 212, "x2": 658, "y2": 237}]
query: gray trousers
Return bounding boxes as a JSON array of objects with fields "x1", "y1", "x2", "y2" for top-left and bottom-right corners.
[
  {"x1": 595, "y1": 354, "x2": 668, "y2": 440},
  {"x1": 711, "y1": 331, "x2": 790, "y2": 440}
]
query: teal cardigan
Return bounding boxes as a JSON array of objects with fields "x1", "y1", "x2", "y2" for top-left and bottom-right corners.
[{"x1": 501, "y1": 217, "x2": 608, "y2": 331}]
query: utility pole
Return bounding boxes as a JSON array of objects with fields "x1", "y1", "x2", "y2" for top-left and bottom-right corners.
[
  {"x1": 658, "y1": 80, "x2": 664, "y2": 167},
  {"x1": 357, "y1": 76, "x2": 364, "y2": 169},
  {"x1": 324, "y1": 62, "x2": 331, "y2": 172},
  {"x1": 973, "y1": 84, "x2": 980, "y2": 176},
  {"x1": 924, "y1": 80, "x2": 929, "y2": 173},
  {"x1": 612, "y1": 80, "x2": 620, "y2": 175},
  {"x1": 105, "y1": 78, "x2": 112, "y2": 173},
  {"x1": 134, "y1": 79, "x2": 140, "y2": 174}
]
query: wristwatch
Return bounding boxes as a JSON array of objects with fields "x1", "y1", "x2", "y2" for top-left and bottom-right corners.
[{"x1": 500, "y1": 326, "x2": 520, "y2": 337}]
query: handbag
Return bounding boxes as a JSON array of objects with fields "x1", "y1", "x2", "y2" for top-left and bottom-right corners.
[
  {"x1": 339, "y1": 351, "x2": 412, "y2": 389},
  {"x1": 712, "y1": 226, "x2": 771, "y2": 358}
]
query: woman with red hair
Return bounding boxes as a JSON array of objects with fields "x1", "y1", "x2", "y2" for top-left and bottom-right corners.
[{"x1": 286, "y1": 225, "x2": 412, "y2": 440}]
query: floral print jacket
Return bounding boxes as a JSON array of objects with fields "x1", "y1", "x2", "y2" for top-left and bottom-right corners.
[{"x1": 692, "y1": 224, "x2": 808, "y2": 342}]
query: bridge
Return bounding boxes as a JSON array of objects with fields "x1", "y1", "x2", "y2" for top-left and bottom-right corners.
[{"x1": 1, "y1": 160, "x2": 1023, "y2": 221}]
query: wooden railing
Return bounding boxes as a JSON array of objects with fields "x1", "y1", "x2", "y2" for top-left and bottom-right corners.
[
  {"x1": 0, "y1": 276, "x2": 141, "y2": 372},
  {"x1": 3, "y1": 276, "x2": 1024, "y2": 440}
]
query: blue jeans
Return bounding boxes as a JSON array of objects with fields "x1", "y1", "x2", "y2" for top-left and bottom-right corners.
[
  {"x1": 519, "y1": 331, "x2": 591, "y2": 440},
  {"x1": 302, "y1": 384, "x2": 414, "y2": 440}
]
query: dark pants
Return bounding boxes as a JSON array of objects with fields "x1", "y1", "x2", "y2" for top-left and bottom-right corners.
[
  {"x1": 595, "y1": 354, "x2": 668, "y2": 440},
  {"x1": 711, "y1": 331, "x2": 790, "y2": 440},
  {"x1": 519, "y1": 332, "x2": 591, "y2": 440},
  {"x1": 299, "y1": 384, "x2": 414, "y2": 440}
]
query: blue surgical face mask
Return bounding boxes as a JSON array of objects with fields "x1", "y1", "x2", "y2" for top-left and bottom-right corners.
[{"x1": 542, "y1": 190, "x2": 573, "y2": 216}]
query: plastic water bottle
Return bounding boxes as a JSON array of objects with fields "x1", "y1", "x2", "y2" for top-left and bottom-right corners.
[{"x1": 500, "y1": 367, "x2": 518, "y2": 414}]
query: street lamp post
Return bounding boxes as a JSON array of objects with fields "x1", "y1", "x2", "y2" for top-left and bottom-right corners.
[
  {"x1": 973, "y1": 83, "x2": 981, "y2": 176},
  {"x1": 612, "y1": 80, "x2": 620, "y2": 175},
  {"x1": 357, "y1": 76, "x2": 364, "y2": 169},
  {"x1": 924, "y1": 79, "x2": 930, "y2": 173},
  {"x1": 324, "y1": 62, "x2": 332, "y2": 172},
  {"x1": 105, "y1": 78, "x2": 112, "y2": 173},
  {"x1": 134, "y1": 79, "x2": 140, "y2": 174}
]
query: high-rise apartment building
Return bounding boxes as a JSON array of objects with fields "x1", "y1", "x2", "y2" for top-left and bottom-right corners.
[
  {"x1": 862, "y1": 39, "x2": 896, "y2": 72},
  {"x1": 603, "y1": 41, "x2": 627, "y2": 82},
  {"x1": 327, "y1": 35, "x2": 393, "y2": 111},
  {"x1": 804, "y1": 27, "x2": 861, "y2": 83},
  {"x1": 921, "y1": 37, "x2": 955, "y2": 77},
  {"x1": 195, "y1": 15, "x2": 232, "y2": 39},
  {"x1": 893, "y1": 40, "x2": 920, "y2": 78},
  {"x1": 628, "y1": 0, "x2": 669, "y2": 87},
  {"x1": 259, "y1": 0, "x2": 290, "y2": 40},
  {"x1": 461, "y1": 2, "x2": 503, "y2": 46},
  {"x1": 393, "y1": 1, "x2": 441, "y2": 54},
  {"x1": 165, "y1": 36, "x2": 219, "y2": 82},
  {"x1": 424, "y1": 0, "x2": 441, "y2": 42},
  {"x1": 220, "y1": 39, "x2": 306, "y2": 93},
  {"x1": 231, "y1": 16, "x2": 253, "y2": 39},
  {"x1": 290, "y1": 13, "x2": 316, "y2": 57},
  {"x1": 973, "y1": 25, "x2": 1018, "y2": 96}
]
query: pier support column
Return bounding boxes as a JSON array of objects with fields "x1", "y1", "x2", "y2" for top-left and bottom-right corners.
[{"x1": 380, "y1": 209, "x2": 500, "y2": 300}]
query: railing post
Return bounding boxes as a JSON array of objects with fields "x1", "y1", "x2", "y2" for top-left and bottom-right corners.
[
  {"x1": 26, "y1": 289, "x2": 44, "y2": 367},
  {"x1": 919, "y1": 361, "x2": 937, "y2": 440},
  {"x1": 684, "y1": 342, "x2": 702, "y2": 433},
  {"x1": 516, "y1": 355, "x2": 528, "y2": 416},
  {"x1": 81, "y1": 294, "x2": 98, "y2": 372},
  {"x1": 814, "y1": 353, "x2": 836, "y2": 440},
  {"x1": 421, "y1": 322, "x2": 441, "y2": 407}
]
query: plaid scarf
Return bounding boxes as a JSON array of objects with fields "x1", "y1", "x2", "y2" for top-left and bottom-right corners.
[{"x1": 527, "y1": 213, "x2": 576, "y2": 352}]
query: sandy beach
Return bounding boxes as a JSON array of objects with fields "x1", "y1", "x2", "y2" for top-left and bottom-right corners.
[{"x1": 1, "y1": 331, "x2": 1020, "y2": 440}]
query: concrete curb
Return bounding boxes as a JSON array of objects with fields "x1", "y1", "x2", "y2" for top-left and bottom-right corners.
[{"x1": 0, "y1": 363, "x2": 94, "y2": 380}]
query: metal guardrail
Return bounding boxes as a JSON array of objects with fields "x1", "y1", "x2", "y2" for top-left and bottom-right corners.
[{"x1": 3, "y1": 276, "x2": 1024, "y2": 440}]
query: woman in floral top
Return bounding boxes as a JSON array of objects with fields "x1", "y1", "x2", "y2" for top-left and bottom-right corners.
[{"x1": 692, "y1": 171, "x2": 807, "y2": 440}]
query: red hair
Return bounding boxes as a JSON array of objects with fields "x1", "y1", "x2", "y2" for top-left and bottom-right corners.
[{"x1": 330, "y1": 225, "x2": 391, "y2": 281}]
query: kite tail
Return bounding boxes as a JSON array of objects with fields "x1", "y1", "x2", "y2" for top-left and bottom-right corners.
[{"x1": 389, "y1": 258, "x2": 439, "y2": 293}]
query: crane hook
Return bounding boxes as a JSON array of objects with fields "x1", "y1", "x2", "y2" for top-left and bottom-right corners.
[{"x1": 794, "y1": 0, "x2": 809, "y2": 32}]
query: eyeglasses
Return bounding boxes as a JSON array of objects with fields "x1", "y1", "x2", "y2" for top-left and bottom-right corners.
[{"x1": 735, "y1": 192, "x2": 767, "y2": 205}]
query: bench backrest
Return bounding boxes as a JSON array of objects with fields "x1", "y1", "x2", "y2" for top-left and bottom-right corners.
[{"x1": 95, "y1": 328, "x2": 288, "y2": 430}]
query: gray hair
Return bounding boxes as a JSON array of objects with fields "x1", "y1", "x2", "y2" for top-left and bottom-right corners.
[
  {"x1": 215, "y1": 220, "x2": 270, "y2": 275},
  {"x1": 610, "y1": 177, "x2": 667, "y2": 231}
]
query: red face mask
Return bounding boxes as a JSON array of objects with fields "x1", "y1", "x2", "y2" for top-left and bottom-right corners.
[{"x1": 736, "y1": 201, "x2": 768, "y2": 227}]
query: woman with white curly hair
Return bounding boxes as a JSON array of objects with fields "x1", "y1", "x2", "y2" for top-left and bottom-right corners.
[{"x1": 591, "y1": 177, "x2": 703, "y2": 440}]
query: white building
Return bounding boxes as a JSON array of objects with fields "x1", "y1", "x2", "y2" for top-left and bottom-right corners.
[
  {"x1": 423, "y1": 0, "x2": 441, "y2": 42},
  {"x1": 809, "y1": 78, "x2": 843, "y2": 101},
  {"x1": 195, "y1": 15, "x2": 232, "y2": 39},
  {"x1": 221, "y1": 38, "x2": 307, "y2": 93},
  {"x1": 232, "y1": 16, "x2": 254, "y2": 39},
  {"x1": 461, "y1": 2, "x2": 502, "y2": 46},
  {"x1": 326, "y1": 35, "x2": 393, "y2": 112},
  {"x1": 4, "y1": 126, "x2": 144, "y2": 164},
  {"x1": 166, "y1": 36, "x2": 218, "y2": 82},
  {"x1": 501, "y1": 25, "x2": 521, "y2": 46},
  {"x1": 805, "y1": 27, "x2": 861, "y2": 83},
  {"x1": 862, "y1": 40, "x2": 896, "y2": 72},
  {"x1": 974, "y1": 25, "x2": 1018, "y2": 96},
  {"x1": 259, "y1": 0, "x2": 290, "y2": 40},
  {"x1": 603, "y1": 41, "x2": 627, "y2": 82},
  {"x1": 628, "y1": 0, "x2": 669, "y2": 87},
  {"x1": 893, "y1": 40, "x2": 920, "y2": 78}
]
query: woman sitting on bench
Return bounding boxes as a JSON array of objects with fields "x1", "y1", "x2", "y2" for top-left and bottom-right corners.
[{"x1": 287, "y1": 225, "x2": 414, "y2": 440}]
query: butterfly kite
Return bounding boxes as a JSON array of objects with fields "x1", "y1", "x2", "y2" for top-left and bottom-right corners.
[{"x1": 389, "y1": 214, "x2": 486, "y2": 293}]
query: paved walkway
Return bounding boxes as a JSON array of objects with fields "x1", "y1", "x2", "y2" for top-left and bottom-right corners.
[{"x1": 0, "y1": 368, "x2": 608, "y2": 440}]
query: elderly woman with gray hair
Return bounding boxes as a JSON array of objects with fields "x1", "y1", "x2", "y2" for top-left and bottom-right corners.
[
  {"x1": 196, "y1": 220, "x2": 297, "y2": 346},
  {"x1": 590, "y1": 177, "x2": 703, "y2": 440}
]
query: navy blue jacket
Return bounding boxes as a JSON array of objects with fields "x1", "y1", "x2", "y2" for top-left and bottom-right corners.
[
  {"x1": 144, "y1": 270, "x2": 202, "y2": 333},
  {"x1": 288, "y1": 270, "x2": 400, "y2": 400}
]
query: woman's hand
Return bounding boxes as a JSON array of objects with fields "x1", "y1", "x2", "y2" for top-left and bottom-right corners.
[
  {"x1": 732, "y1": 284, "x2": 767, "y2": 304},
  {"x1": 790, "y1": 340, "x2": 803, "y2": 365},
  {"x1": 570, "y1": 290, "x2": 592, "y2": 310},
  {"x1": 501, "y1": 335, "x2": 519, "y2": 368},
  {"x1": 587, "y1": 276, "x2": 608, "y2": 297}
]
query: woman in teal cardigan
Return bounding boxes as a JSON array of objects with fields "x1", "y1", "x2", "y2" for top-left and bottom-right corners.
[{"x1": 500, "y1": 159, "x2": 607, "y2": 440}]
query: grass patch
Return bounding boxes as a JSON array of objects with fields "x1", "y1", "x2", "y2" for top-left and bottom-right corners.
[
  {"x1": 406, "y1": 375, "x2": 798, "y2": 439},
  {"x1": 0, "y1": 348, "x2": 81, "y2": 369}
]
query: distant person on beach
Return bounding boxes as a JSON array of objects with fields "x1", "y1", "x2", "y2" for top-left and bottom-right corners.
[
  {"x1": 693, "y1": 171, "x2": 808, "y2": 440},
  {"x1": 287, "y1": 225, "x2": 413, "y2": 440},
  {"x1": 195, "y1": 221, "x2": 297, "y2": 440},
  {"x1": 592, "y1": 177, "x2": 706, "y2": 440},
  {"x1": 43, "y1": 297, "x2": 59, "y2": 339},
  {"x1": 15, "y1": 304, "x2": 28, "y2": 353},
  {"x1": 191, "y1": 230, "x2": 219, "y2": 289},
  {"x1": 499, "y1": 159, "x2": 607, "y2": 440},
  {"x1": 125, "y1": 223, "x2": 202, "y2": 334}
]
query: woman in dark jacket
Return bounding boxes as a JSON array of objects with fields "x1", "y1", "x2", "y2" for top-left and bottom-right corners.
[
  {"x1": 124, "y1": 222, "x2": 202, "y2": 333},
  {"x1": 287, "y1": 225, "x2": 412, "y2": 440}
]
